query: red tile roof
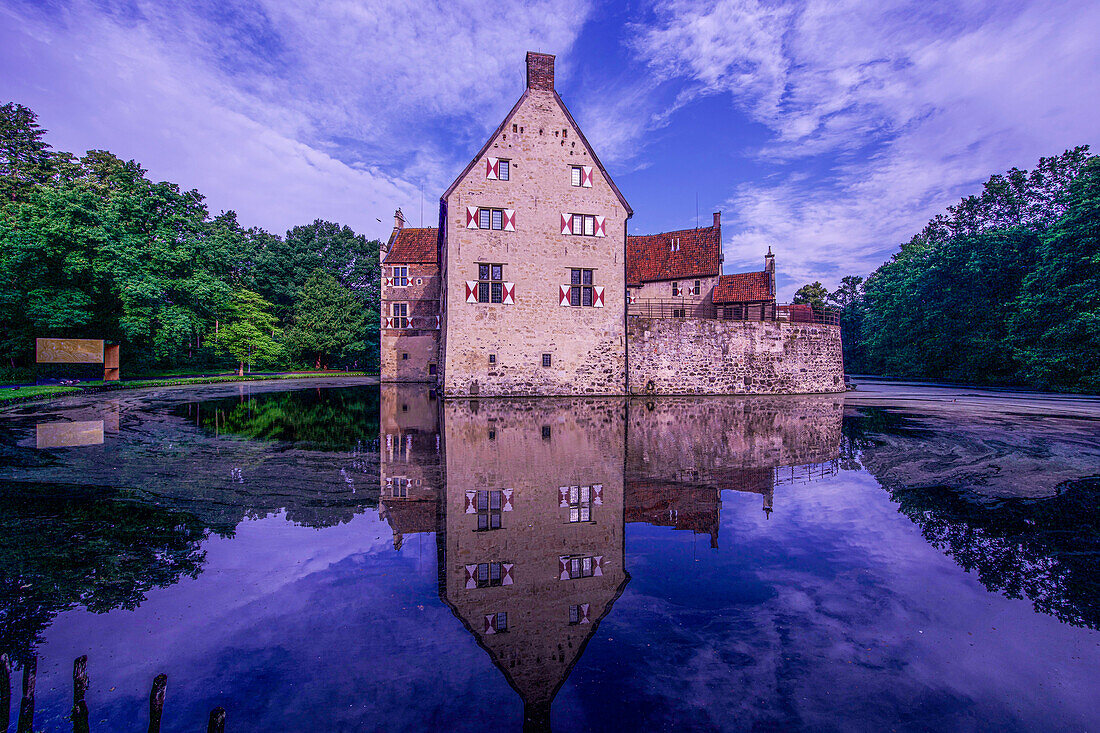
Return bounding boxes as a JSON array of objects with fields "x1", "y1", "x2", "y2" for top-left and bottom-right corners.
[
  {"x1": 626, "y1": 224, "x2": 720, "y2": 287},
  {"x1": 383, "y1": 227, "x2": 437, "y2": 264},
  {"x1": 713, "y1": 271, "x2": 773, "y2": 304}
]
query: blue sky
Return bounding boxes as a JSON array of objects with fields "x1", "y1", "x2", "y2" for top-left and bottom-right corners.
[{"x1": 2, "y1": 0, "x2": 1097, "y2": 298}]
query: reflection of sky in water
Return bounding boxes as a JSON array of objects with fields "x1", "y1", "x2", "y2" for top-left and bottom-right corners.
[{"x1": 2, "y1": 383, "x2": 1098, "y2": 731}]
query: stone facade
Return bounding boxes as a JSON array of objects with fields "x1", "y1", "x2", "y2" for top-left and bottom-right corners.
[
  {"x1": 627, "y1": 318, "x2": 844, "y2": 395},
  {"x1": 439, "y1": 52, "x2": 631, "y2": 397},
  {"x1": 380, "y1": 214, "x2": 441, "y2": 382}
]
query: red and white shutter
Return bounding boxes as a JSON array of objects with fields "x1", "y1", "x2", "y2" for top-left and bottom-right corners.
[
  {"x1": 559, "y1": 487, "x2": 570, "y2": 507},
  {"x1": 559, "y1": 285, "x2": 571, "y2": 307},
  {"x1": 502, "y1": 282, "x2": 515, "y2": 305},
  {"x1": 593, "y1": 556, "x2": 604, "y2": 577},
  {"x1": 485, "y1": 157, "x2": 498, "y2": 180},
  {"x1": 580, "y1": 603, "x2": 591, "y2": 623},
  {"x1": 466, "y1": 206, "x2": 479, "y2": 229},
  {"x1": 484, "y1": 614, "x2": 496, "y2": 634},
  {"x1": 465, "y1": 281, "x2": 478, "y2": 304},
  {"x1": 581, "y1": 165, "x2": 593, "y2": 188},
  {"x1": 382, "y1": 275, "x2": 391, "y2": 288},
  {"x1": 559, "y1": 556, "x2": 572, "y2": 581},
  {"x1": 464, "y1": 565, "x2": 478, "y2": 589},
  {"x1": 561, "y1": 213, "x2": 571, "y2": 235},
  {"x1": 464, "y1": 490, "x2": 477, "y2": 514},
  {"x1": 502, "y1": 563, "x2": 514, "y2": 586},
  {"x1": 502, "y1": 488, "x2": 514, "y2": 511},
  {"x1": 592, "y1": 484, "x2": 603, "y2": 505},
  {"x1": 593, "y1": 286, "x2": 605, "y2": 308},
  {"x1": 503, "y1": 209, "x2": 515, "y2": 232},
  {"x1": 435, "y1": 315, "x2": 441, "y2": 329},
  {"x1": 594, "y1": 216, "x2": 606, "y2": 237}
]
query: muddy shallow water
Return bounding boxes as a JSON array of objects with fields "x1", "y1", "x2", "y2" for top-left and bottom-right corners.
[{"x1": 0, "y1": 379, "x2": 1097, "y2": 731}]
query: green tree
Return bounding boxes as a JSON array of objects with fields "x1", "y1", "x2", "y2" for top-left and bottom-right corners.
[
  {"x1": 793, "y1": 281, "x2": 830, "y2": 311},
  {"x1": 0, "y1": 102, "x2": 56, "y2": 202},
  {"x1": 211, "y1": 289, "x2": 283, "y2": 375},
  {"x1": 1010, "y1": 157, "x2": 1100, "y2": 391},
  {"x1": 286, "y1": 269, "x2": 370, "y2": 369}
]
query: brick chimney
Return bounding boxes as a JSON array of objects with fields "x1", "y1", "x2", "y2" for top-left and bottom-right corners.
[
  {"x1": 526, "y1": 52, "x2": 555, "y2": 91},
  {"x1": 394, "y1": 207, "x2": 405, "y2": 231},
  {"x1": 713, "y1": 211, "x2": 721, "y2": 228}
]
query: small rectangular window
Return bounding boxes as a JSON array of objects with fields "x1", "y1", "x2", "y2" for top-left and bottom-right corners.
[
  {"x1": 496, "y1": 612, "x2": 508, "y2": 632},
  {"x1": 567, "y1": 270, "x2": 595, "y2": 307},
  {"x1": 428, "y1": 363, "x2": 437, "y2": 375},
  {"x1": 491, "y1": 209, "x2": 503, "y2": 230},
  {"x1": 391, "y1": 266, "x2": 408, "y2": 286},
  {"x1": 571, "y1": 269, "x2": 581, "y2": 285},
  {"x1": 571, "y1": 166, "x2": 582, "y2": 187},
  {"x1": 542, "y1": 426, "x2": 551, "y2": 441},
  {"x1": 498, "y1": 160, "x2": 509, "y2": 181},
  {"x1": 582, "y1": 269, "x2": 593, "y2": 285},
  {"x1": 581, "y1": 287, "x2": 593, "y2": 307},
  {"x1": 479, "y1": 208, "x2": 491, "y2": 229},
  {"x1": 694, "y1": 280, "x2": 701, "y2": 295},
  {"x1": 401, "y1": 352, "x2": 409, "y2": 360},
  {"x1": 572, "y1": 214, "x2": 583, "y2": 235},
  {"x1": 392, "y1": 302, "x2": 408, "y2": 328},
  {"x1": 569, "y1": 605, "x2": 580, "y2": 624},
  {"x1": 488, "y1": 353, "x2": 496, "y2": 364},
  {"x1": 672, "y1": 282, "x2": 680, "y2": 296},
  {"x1": 584, "y1": 215, "x2": 594, "y2": 236},
  {"x1": 542, "y1": 354, "x2": 552, "y2": 368}
]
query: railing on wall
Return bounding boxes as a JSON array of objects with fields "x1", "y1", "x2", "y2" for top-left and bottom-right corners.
[{"x1": 627, "y1": 299, "x2": 840, "y2": 326}]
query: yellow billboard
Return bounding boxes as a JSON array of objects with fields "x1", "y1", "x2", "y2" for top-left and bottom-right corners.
[{"x1": 35, "y1": 338, "x2": 104, "y2": 364}]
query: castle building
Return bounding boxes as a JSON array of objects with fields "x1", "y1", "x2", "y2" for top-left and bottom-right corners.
[
  {"x1": 380, "y1": 52, "x2": 844, "y2": 396},
  {"x1": 437, "y1": 52, "x2": 632, "y2": 397},
  {"x1": 380, "y1": 209, "x2": 441, "y2": 382},
  {"x1": 626, "y1": 212, "x2": 723, "y2": 315}
]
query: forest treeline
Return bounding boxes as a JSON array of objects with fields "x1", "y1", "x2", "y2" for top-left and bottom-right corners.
[
  {"x1": 0, "y1": 102, "x2": 381, "y2": 380},
  {"x1": 795, "y1": 146, "x2": 1099, "y2": 393}
]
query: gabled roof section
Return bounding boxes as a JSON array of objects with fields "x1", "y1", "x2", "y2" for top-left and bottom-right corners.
[
  {"x1": 384, "y1": 227, "x2": 438, "y2": 264},
  {"x1": 713, "y1": 271, "x2": 773, "y2": 304},
  {"x1": 440, "y1": 74, "x2": 632, "y2": 217},
  {"x1": 626, "y1": 224, "x2": 721, "y2": 286}
]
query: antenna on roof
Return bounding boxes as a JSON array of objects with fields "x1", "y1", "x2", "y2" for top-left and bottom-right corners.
[
  {"x1": 420, "y1": 185, "x2": 424, "y2": 227},
  {"x1": 695, "y1": 192, "x2": 699, "y2": 229}
]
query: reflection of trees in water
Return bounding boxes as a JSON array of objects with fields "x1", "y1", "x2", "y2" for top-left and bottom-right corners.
[
  {"x1": 0, "y1": 483, "x2": 211, "y2": 665},
  {"x1": 891, "y1": 478, "x2": 1099, "y2": 630},
  {"x1": 176, "y1": 386, "x2": 380, "y2": 452},
  {"x1": 841, "y1": 408, "x2": 1100, "y2": 630}
]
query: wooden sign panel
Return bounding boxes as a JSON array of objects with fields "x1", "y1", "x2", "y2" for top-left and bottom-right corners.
[
  {"x1": 36, "y1": 420, "x2": 105, "y2": 448},
  {"x1": 36, "y1": 338, "x2": 104, "y2": 364}
]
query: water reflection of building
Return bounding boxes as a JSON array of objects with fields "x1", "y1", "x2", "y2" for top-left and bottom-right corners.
[
  {"x1": 378, "y1": 385, "x2": 442, "y2": 549},
  {"x1": 439, "y1": 398, "x2": 629, "y2": 730},
  {"x1": 377, "y1": 388, "x2": 844, "y2": 728},
  {"x1": 625, "y1": 397, "x2": 843, "y2": 543}
]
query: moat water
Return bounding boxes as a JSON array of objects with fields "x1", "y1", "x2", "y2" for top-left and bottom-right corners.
[{"x1": 0, "y1": 380, "x2": 1097, "y2": 731}]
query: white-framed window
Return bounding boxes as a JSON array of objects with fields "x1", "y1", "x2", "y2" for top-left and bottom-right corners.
[
  {"x1": 391, "y1": 477, "x2": 408, "y2": 498},
  {"x1": 567, "y1": 484, "x2": 592, "y2": 522},
  {"x1": 572, "y1": 214, "x2": 595, "y2": 236},
  {"x1": 391, "y1": 302, "x2": 408, "y2": 328},
  {"x1": 475, "y1": 489, "x2": 505, "y2": 531},
  {"x1": 498, "y1": 160, "x2": 510, "y2": 181},
  {"x1": 477, "y1": 207, "x2": 509, "y2": 231},
  {"x1": 391, "y1": 266, "x2": 408, "y2": 286},
  {"x1": 571, "y1": 166, "x2": 583, "y2": 187}
]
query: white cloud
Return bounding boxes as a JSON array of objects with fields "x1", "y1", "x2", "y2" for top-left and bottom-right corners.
[
  {"x1": 0, "y1": 0, "x2": 594, "y2": 237},
  {"x1": 625, "y1": 0, "x2": 1100, "y2": 298}
]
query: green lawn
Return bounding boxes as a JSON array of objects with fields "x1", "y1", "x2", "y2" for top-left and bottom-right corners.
[{"x1": 0, "y1": 371, "x2": 377, "y2": 407}]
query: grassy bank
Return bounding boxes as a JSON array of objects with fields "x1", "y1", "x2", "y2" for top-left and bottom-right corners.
[{"x1": 0, "y1": 372, "x2": 377, "y2": 407}]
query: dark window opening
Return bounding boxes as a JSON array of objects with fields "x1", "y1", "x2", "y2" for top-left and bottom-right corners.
[
  {"x1": 542, "y1": 354, "x2": 552, "y2": 368},
  {"x1": 428, "y1": 363, "x2": 437, "y2": 375},
  {"x1": 488, "y1": 353, "x2": 496, "y2": 364},
  {"x1": 477, "y1": 263, "x2": 504, "y2": 303},
  {"x1": 569, "y1": 269, "x2": 595, "y2": 307},
  {"x1": 542, "y1": 425, "x2": 551, "y2": 441}
]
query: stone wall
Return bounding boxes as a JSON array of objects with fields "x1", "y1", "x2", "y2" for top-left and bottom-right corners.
[{"x1": 627, "y1": 317, "x2": 844, "y2": 395}]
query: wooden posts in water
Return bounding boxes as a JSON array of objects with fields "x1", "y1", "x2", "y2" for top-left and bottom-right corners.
[
  {"x1": 148, "y1": 673, "x2": 168, "y2": 733},
  {"x1": 1, "y1": 653, "x2": 10, "y2": 733},
  {"x1": 72, "y1": 655, "x2": 90, "y2": 733},
  {"x1": 17, "y1": 655, "x2": 36, "y2": 733},
  {"x1": 208, "y1": 706, "x2": 227, "y2": 733},
  {"x1": 3, "y1": 654, "x2": 226, "y2": 731}
]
